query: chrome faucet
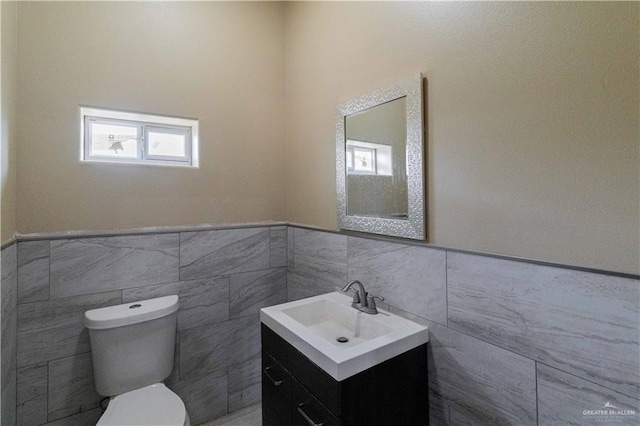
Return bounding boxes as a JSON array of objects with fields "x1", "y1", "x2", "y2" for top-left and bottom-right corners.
[{"x1": 340, "y1": 280, "x2": 385, "y2": 315}]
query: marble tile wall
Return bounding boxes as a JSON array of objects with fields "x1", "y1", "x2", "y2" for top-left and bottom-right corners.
[
  {"x1": 447, "y1": 252, "x2": 639, "y2": 398},
  {"x1": 6, "y1": 224, "x2": 639, "y2": 425},
  {"x1": 2, "y1": 243, "x2": 18, "y2": 426},
  {"x1": 348, "y1": 236, "x2": 447, "y2": 325},
  {"x1": 286, "y1": 226, "x2": 640, "y2": 425},
  {"x1": 11, "y1": 225, "x2": 287, "y2": 426},
  {"x1": 537, "y1": 364, "x2": 639, "y2": 426}
]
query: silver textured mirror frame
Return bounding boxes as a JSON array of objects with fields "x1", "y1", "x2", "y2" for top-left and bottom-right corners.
[{"x1": 336, "y1": 73, "x2": 425, "y2": 240}]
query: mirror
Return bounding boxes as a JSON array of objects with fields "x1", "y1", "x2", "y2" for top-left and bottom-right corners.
[
  {"x1": 346, "y1": 97, "x2": 407, "y2": 218},
  {"x1": 336, "y1": 73, "x2": 425, "y2": 240}
]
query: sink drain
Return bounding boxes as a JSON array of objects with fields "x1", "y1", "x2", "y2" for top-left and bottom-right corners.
[{"x1": 336, "y1": 336, "x2": 349, "y2": 343}]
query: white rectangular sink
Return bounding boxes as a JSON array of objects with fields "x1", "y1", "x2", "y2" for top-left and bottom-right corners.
[{"x1": 260, "y1": 292, "x2": 429, "y2": 381}]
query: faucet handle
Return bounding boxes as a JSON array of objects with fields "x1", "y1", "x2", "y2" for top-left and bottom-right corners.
[
  {"x1": 351, "y1": 290, "x2": 361, "y2": 306},
  {"x1": 367, "y1": 295, "x2": 385, "y2": 311}
]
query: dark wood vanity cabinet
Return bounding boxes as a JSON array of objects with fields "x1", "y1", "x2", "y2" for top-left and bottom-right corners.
[
  {"x1": 261, "y1": 324, "x2": 429, "y2": 426},
  {"x1": 262, "y1": 350, "x2": 293, "y2": 426}
]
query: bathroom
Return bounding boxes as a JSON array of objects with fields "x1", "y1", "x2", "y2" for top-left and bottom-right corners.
[{"x1": 0, "y1": 1, "x2": 638, "y2": 425}]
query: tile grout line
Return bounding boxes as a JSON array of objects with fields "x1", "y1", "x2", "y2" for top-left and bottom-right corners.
[
  {"x1": 346, "y1": 233, "x2": 350, "y2": 282},
  {"x1": 17, "y1": 287, "x2": 122, "y2": 307},
  {"x1": 18, "y1": 266, "x2": 286, "y2": 307},
  {"x1": 228, "y1": 272, "x2": 232, "y2": 328},
  {"x1": 535, "y1": 360, "x2": 639, "y2": 402},
  {"x1": 268, "y1": 227, "x2": 272, "y2": 270},
  {"x1": 445, "y1": 250, "x2": 448, "y2": 327},
  {"x1": 176, "y1": 330, "x2": 181, "y2": 383},
  {"x1": 226, "y1": 359, "x2": 230, "y2": 417},
  {"x1": 46, "y1": 359, "x2": 51, "y2": 422},
  {"x1": 292, "y1": 226, "x2": 295, "y2": 271},
  {"x1": 21, "y1": 350, "x2": 93, "y2": 373},
  {"x1": 535, "y1": 361, "x2": 539, "y2": 426},
  {"x1": 47, "y1": 240, "x2": 51, "y2": 301}
]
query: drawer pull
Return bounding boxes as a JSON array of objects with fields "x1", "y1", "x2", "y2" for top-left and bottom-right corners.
[
  {"x1": 297, "y1": 403, "x2": 324, "y2": 426},
  {"x1": 263, "y1": 366, "x2": 283, "y2": 387}
]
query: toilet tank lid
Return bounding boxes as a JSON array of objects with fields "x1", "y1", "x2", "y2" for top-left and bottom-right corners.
[{"x1": 84, "y1": 295, "x2": 179, "y2": 330}]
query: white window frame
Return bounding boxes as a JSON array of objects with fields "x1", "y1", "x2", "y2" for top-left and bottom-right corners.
[{"x1": 80, "y1": 106, "x2": 199, "y2": 168}]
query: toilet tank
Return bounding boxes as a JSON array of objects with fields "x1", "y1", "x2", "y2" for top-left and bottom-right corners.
[{"x1": 84, "y1": 295, "x2": 179, "y2": 396}]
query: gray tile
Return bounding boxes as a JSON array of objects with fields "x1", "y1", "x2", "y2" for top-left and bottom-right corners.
[
  {"x1": 429, "y1": 389, "x2": 450, "y2": 426},
  {"x1": 286, "y1": 269, "x2": 341, "y2": 302},
  {"x1": 292, "y1": 228, "x2": 347, "y2": 286},
  {"x1": 270, "y1": 226, "x2": 287, "y2": 268},
  {"x1": 426, "y1": 320, "x2": 537, "y2": 426},
  {"x1": 50, "y1": 234, "x2": 179, "y2": 298},
  {"x1": 17, "y1": 291, "x2": 121, "y2": 367},
  {"x1": 2, "y1": 365, "x2": 17, "y2": 426},
  {"x1": 387, "y1": 304, "x2": 429, "y2": 325},
  {"x1": 447, "y1": 252, "x2": 640, "y2": 398},
  {"x1": 348, "y1": 236, "x2": 447, "y2": 325},
  {"x1": 449, "y1": 402, "x2": 489, "y2": 426},
  {"x1": 169, "y1": 371, "x2": 227, "y2": 425},
  {"x1": 123, "y1": 277, "x2": 230, "y2": 331},
  {"x1": 48, "y1": 353, "x2": 102, "y2": 422},
  {"x1": 2, "y1": 243, "x2": 18, "y2": 426},
  {"x1": 180, "y1": 228, "x2": 270, "y2": 280},
  {"x1": 199, "y1": 403, "x2": 262, "y2": 426},
  {"x1": 180, "y1": 315, "x2": 261, "y2": 380},
  {"x1": 230, "y1": 268, "x2": 286, "y2": 319},
  {"x1": 17, "y1": 362, "x2": 48, "y2": 426},
  {"x1": 165, "y1": 336, "x2": 180, "y2": 385},
  {"x1": 287, "y1": 227, "x2": 294, "y2": 269},
  {"x1": 17, "y1": 240, "x2": 50, "y2": 303},
  {"x1": 228, "y1": 357, "x2": 262, "y2": 412},
  {"x1": 537, "y1": 363, "x2": 640, "y2": 426},
  {"x1": 43, "y1": 408, "x2": 102, "y2": 426}
]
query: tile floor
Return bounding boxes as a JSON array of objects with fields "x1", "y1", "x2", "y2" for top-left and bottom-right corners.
[{"x1": 199, "y1": 403, "x2": 262, "y2": 426}]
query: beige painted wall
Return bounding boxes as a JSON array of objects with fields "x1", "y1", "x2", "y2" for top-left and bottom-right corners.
[
  {"x1": 1, "y1": 0, "x2": 17, "y2": 244},
  {"x1": 285, "y1": 2, "x2": 639, "y2": 273},
  {"x1": 11, "y1": 2, "x2": 640, "y2": 273},
  {"x1": 17, "y1": 1, "x2": 286, "y2": 234}
]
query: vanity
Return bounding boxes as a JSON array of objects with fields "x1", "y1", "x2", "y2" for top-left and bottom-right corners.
[
  {"x1": 260, "y1": 292, "x2": 430, "y2": 426},
  {"x1": 259, "y1": 72, "x2": 430, "y2": 425}
]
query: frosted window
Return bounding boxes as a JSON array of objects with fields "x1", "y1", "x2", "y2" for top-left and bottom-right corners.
[
  {"x1": 353, "y1": 148, "x2": 375, "y2": 173},
  {"x1": 90, "y1": 122, "x2": 139, "y2": 158},
  {"x1": 81, "y1": 107, "x2": 198, "y2": 167},
  {"x1": 147, "y1": 131, "x2": 187, "y2": 158}
]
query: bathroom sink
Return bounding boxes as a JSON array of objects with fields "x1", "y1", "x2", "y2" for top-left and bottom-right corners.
[{"x1": 260, "y1": 292, "x2": 429, "y2": 381}]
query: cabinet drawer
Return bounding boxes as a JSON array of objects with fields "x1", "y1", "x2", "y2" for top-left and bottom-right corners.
[
  {"x1": 262, "y1": 324, "x2": 342, "y2": 416},
  {"x1": 292, "y1": 379, "x2": 341, "y2": 426},
  {"x1": 262, "y1": 352, "x2": 292, "y2": 426}
]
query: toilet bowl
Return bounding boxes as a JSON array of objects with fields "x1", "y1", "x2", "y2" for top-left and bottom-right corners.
[
  {"x1": 97, "y1": 383, "x2": 189, "y2": 426},
  {"x1": 84, "y1": 295, "x2": 189, "y2": 426}
]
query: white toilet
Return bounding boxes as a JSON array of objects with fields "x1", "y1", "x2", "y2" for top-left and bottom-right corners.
[{"x1": 84, "y1": 295, "x2": 190, "y2": 426}]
